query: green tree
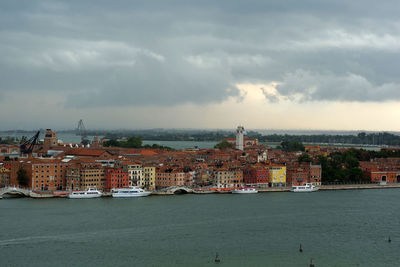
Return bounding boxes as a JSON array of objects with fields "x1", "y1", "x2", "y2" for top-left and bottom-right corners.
[
  {"x1": 298, "y1": 153, "x2": 312, "y2": 163},
  {"x1": 122, "y1": 137, "x2": 142, "y2": 148},
  {"x1": 103, "y1": 139, "x2": 120, "y2": 147},
  {"x1": 17, "y1": 168, "x2": 29, "y2": 187},
  {"x1": 214, "y1": 140, "x2": 233, "y2": 150},
  {"x1": 280, "y1": 141, "x2": 305, "y2": 152}
]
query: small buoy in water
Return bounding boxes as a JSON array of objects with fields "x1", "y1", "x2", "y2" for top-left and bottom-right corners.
[
  {"x1": 299, "y1": 244, "x2": 303, "y2": 253},
  {"x1": 310, "y1": 259, "x2": 315, "y2": 267},
  {"x1": 388, "y1": 236, "x2": 392, "y2": 243},
  {"x1": 215, "y1": 252, "x2": 220, "y2": 263}
]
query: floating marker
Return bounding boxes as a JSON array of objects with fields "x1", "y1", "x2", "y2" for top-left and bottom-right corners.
[{"x1": 215, "y1": 252, "x2": 220, "y2": 263}]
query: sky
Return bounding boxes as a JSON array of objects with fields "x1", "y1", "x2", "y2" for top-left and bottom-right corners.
[{"x1": 1, "y1": 0, "x2": 400, "y2": 131}]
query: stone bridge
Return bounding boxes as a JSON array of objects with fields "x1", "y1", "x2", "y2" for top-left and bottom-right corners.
[
  {"x1": 162, "y1": 186, "x2": 194, "y2": 194},
  {"x1": 0, "y1": 186, "x2": 31, "y2": 198}
]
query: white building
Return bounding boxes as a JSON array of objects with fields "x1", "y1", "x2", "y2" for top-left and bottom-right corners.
[
  {"x1": 124, "y1": 163, "x2": 143, "y2": 186},
  {"x1": 236, "y1": 126, "x2": 245, "y2": 150}
]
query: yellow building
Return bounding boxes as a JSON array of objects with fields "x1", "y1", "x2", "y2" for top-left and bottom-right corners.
[
  {"x1": 142, "y1": 166, "x2": 156, "y2": 190},
  {"x1": 269, "y1": 166, "x2": 286, "y2": 187}
]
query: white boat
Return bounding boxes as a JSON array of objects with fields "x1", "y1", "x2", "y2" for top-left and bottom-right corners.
[
  {"x1": 111, "y1": 187, "x2": 152, "y2": 198},
  {"x1": 291, "y1": 183, "x2": 319, "y2": 192},
  {"x1": 68, "y1": 188, "x2": 102, "y2": 199},
  {"x1": 232, "y1": 188, "x2": 258, "y2": 194}
]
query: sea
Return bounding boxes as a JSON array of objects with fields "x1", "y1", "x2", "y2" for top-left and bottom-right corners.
[{"x1": 1, "y1": 189, "x2": 400, "y2": 266}]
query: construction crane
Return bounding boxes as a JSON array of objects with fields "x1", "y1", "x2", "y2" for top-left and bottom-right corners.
[
  {"x1": 20, "y1": 130, "x2": 40, "y2": 154},
  {"x1": 76, "y1": 119, "x2": 90, "y2": 145}
]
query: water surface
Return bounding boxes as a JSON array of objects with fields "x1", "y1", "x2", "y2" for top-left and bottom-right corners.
[{"x1": 1, "y1": 189, "x2": 400, "y2": 266}]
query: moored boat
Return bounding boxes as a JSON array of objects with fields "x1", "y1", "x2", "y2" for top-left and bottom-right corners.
[
  {"x1": 111, "y1": 186, "x2": 152, "y2": 198},
  {"x1": 68, "y1": 188, "x2": 102, "y2": 199},
  {"x1": 291, "y1": 183, "x2": 319, "y2": 192},
  {"x1": 232, "y1": 187, "x2": 258, "y2": 194}
]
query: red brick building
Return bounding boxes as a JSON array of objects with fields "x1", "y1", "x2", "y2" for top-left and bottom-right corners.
[
  {"x1": 243, "y1": 165, "x2": 269, "y2": 187},
  {"x1": 286, "y1": 163, "x2": 322, "y2": 186},
  {"x1": 29, "y1": 159, "x2": 71, "y2": 191},
  {"x1": 105, "y1": 168, "x2": 129, "y2": 190},
  {"x1": 360, "y1": 158, "x2": 400, "y2": 183}
]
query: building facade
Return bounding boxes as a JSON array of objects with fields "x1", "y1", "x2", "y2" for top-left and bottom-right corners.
[
  {"x1": 155, "y1": 167, "x2": 185, "y2": 189},
  {"x1": 142, "y1": 166, "x2": 156, "y2": 190},
  {"x1": 214, "y1": 169, "x2": 243, "y2": 188},
  {"x1": 105, "y1": 168, "x2": 129, "y2": 190},
  {"x1": 269, "y1": 166, "x2": 286, "y2": 187},
  {"x1": 243, "y1": 166, "x2": 269, "y2": 187},
  {"x1": 0, "y1": 167, "x2": 10, "y2": 187}
]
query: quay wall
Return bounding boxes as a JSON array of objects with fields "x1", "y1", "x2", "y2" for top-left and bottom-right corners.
[{"x1": 2, "y1": 184, "x2": 400, "y2": 199}]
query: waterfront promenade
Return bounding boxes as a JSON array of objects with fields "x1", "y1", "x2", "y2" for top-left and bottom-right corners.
[{"x1": 2, "y1": 183, "x2": 400, "y2": 199}]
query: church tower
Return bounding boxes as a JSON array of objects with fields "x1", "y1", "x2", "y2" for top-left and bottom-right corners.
[{"x1": 236, "y1": 126, "x2": 245, "y2": 150}]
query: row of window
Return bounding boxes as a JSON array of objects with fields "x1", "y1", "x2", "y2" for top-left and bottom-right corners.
[
  {"x1": 35, "y1": 175, "x2": 63, "y2": 178},
  {"x1": 35, "y1": 165, "x2": 64, "y2": 168}
]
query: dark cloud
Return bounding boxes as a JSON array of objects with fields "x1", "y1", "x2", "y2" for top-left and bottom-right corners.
[{"x1": 0, "y1": 0, "x2": 400, "y2": 107}]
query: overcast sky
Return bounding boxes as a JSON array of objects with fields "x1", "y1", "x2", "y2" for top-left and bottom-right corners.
[{"x1": 1, "y1": 0, "x2": 400, "y2": 131}]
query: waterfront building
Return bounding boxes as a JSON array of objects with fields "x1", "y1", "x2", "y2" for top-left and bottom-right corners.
[
  {"x1": 29, "y1": 159, "x2": 70, "y2": 191},
  {"x1": 184, "y1": 170, "x2": 196, "y2": 187},
  {"x1": 155, "y1": 167, "x2": 185, "y2": 189},
  {"x1": 243, "y1": 165, "x2": 269, "y2": 188},
  {"x1": 1, "y1": 161, "x2": 20, "y2": 186},
  {"x1": 214, "y1": 169, "x2": 243, "y2": 188},
  {"x1": 286, "y1": 163, "x2": 322, "y2": 186},
  {"x1": 105, "y1": 168, "x2": 129, "y2": 190},
  {"x1": 370, "y1": 171, "x2": 400, "y2": 184},
  {"x1": 360, "y1": 158, "x2": 400, "y2": 183},
  {"x1": 268, "y1": 166, "x2": 286, "y2": 187},
  {"x1": 123, "y1": 163, "x2": 143, "y2": 186},
  {"x1": 0, "y1": 167, "x2": 10, "y2": 187},
  {"x1": 66, "y1": 162, "x2": 105, "y2": 191},
  {"x1": 142, "y1": 166, "x2": 156, "y2": 190},
  {"x1": 66, "y1": 167, "x2": 81, "y2": 191},
  {"x1": 310, "y1": 165, "x2": 322, "y2": 186}
]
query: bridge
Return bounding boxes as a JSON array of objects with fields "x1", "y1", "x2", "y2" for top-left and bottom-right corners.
[
  {"x1": 0, "y1": 186, "x2": 31, "y2": 198},
  {"x1": 160, "y1": 186, "x2": 194, "y2": 194}
]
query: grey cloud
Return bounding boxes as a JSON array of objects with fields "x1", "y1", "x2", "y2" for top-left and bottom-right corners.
[
  {"x1": 275, "y1": 69, "x2": 400, "y2": 102},
  {"x1": 64, "y1": 53, "x2": 237, "y2": 108},
  {"x1": 1, "y1": 0, "x2": 400, "y2": 107}
]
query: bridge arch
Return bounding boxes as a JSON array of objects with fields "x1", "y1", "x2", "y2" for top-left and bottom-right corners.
[
  {"x1": 0, "y1": 187, "x2": 31, "y2": 198},
  {"x1": 168, "y1": 187, "x2": 193, "y2": 194}
]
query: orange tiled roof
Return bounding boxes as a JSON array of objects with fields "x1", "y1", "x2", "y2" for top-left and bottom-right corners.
[{"x1": 66, "y1": 148, "x2": 110, "y2": 157}]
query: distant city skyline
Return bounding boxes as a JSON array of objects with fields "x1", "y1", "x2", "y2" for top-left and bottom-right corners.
[{"x1": 1, "y1": 1, "x2": 400, "y2": 131}]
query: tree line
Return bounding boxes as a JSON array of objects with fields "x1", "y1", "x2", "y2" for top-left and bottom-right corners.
[
  {"x1": 102, "y1": 136, "x2": 174, "y2": 151},
  {"x1": 259, "y1": 132, "x2": 400, "y2": 146}
]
